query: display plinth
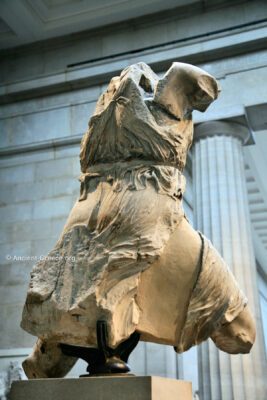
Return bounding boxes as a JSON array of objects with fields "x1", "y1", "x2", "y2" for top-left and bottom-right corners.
[{"x1": 10, "y1": 376, "x2": 192, "y2": 400}]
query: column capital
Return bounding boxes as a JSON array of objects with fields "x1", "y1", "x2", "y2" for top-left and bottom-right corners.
[{"x1": 193, "y1": 119, "x2": 254, "y2": 145}]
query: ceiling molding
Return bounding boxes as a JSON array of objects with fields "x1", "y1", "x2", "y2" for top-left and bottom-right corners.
[
  {"x1": 0, "y1": 0, "x2": 199, "y2": 49},
  {"x1": 0, "y1": 23, "x2": 266, "y2": 105}
]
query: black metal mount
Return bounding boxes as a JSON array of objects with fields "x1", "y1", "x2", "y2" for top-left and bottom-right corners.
[{"x1": 60, "y1": 320, "x2": 140, "y2": 376}]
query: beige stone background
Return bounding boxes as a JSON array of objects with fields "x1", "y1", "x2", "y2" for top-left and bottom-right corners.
[{"x1": 0, "y1": 1, "x2": 266, "y2": 399}]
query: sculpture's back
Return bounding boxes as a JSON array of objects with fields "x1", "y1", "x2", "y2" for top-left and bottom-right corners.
[{"x1": 20, "y1": 62, "x2": 256, "y2": 379}]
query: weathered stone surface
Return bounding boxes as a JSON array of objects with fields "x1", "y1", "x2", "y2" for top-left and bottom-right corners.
[
  {"x1": 10, "y1": 376, "x2": 192, "y2": 400},
  {"x1": 20, "y1": 62, "x2": 255, "y2": 379}
]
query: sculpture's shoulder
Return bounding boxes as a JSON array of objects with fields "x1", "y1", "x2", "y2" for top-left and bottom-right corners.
[{"x1": 93, "y1": 62, "x2": 159, "y2": 116}]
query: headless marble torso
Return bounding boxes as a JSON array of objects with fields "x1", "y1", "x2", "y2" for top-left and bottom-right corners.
[
  {"x1": 21, "y1": 61, "x2": 197, "y2": 348},
  {"x1": 20, "y1": 62, "x2": 255, "y2": 380}
]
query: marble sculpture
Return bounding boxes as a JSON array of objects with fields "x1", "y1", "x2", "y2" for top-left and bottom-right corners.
[{"x1": 21, "y1": 62, "x2": 256, "y2": 378}]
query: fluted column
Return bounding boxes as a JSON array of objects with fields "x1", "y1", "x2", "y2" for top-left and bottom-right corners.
[{"x1": 193, "y1": 120, "x2": 266, "y2": 400}]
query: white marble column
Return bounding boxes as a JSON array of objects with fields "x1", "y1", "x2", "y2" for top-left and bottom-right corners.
[{"x1": 193, "y1": 120, "x2": 267, "y2": 400}]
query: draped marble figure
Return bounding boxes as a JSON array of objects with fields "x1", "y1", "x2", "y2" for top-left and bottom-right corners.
[{"x1": 21, "y1": 62, "x2": 256, "y2": 378}]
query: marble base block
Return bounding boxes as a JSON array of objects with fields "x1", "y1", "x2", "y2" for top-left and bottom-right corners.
[{"x1": 10, "y1": 376, "x2": 192, "y2": 400}]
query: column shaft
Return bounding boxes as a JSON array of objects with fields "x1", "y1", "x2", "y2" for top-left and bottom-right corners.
[{"x1": 193, "y1": 133, "x2": 266, "y2": 400}]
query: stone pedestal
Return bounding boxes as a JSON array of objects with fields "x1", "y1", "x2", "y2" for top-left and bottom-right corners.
[
  {"x1": 193, "y1": 120, "x2": 266, "y2": 400},
  {"x1": 10, "y1": 376, "x2": 192, "y2": 400}
]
